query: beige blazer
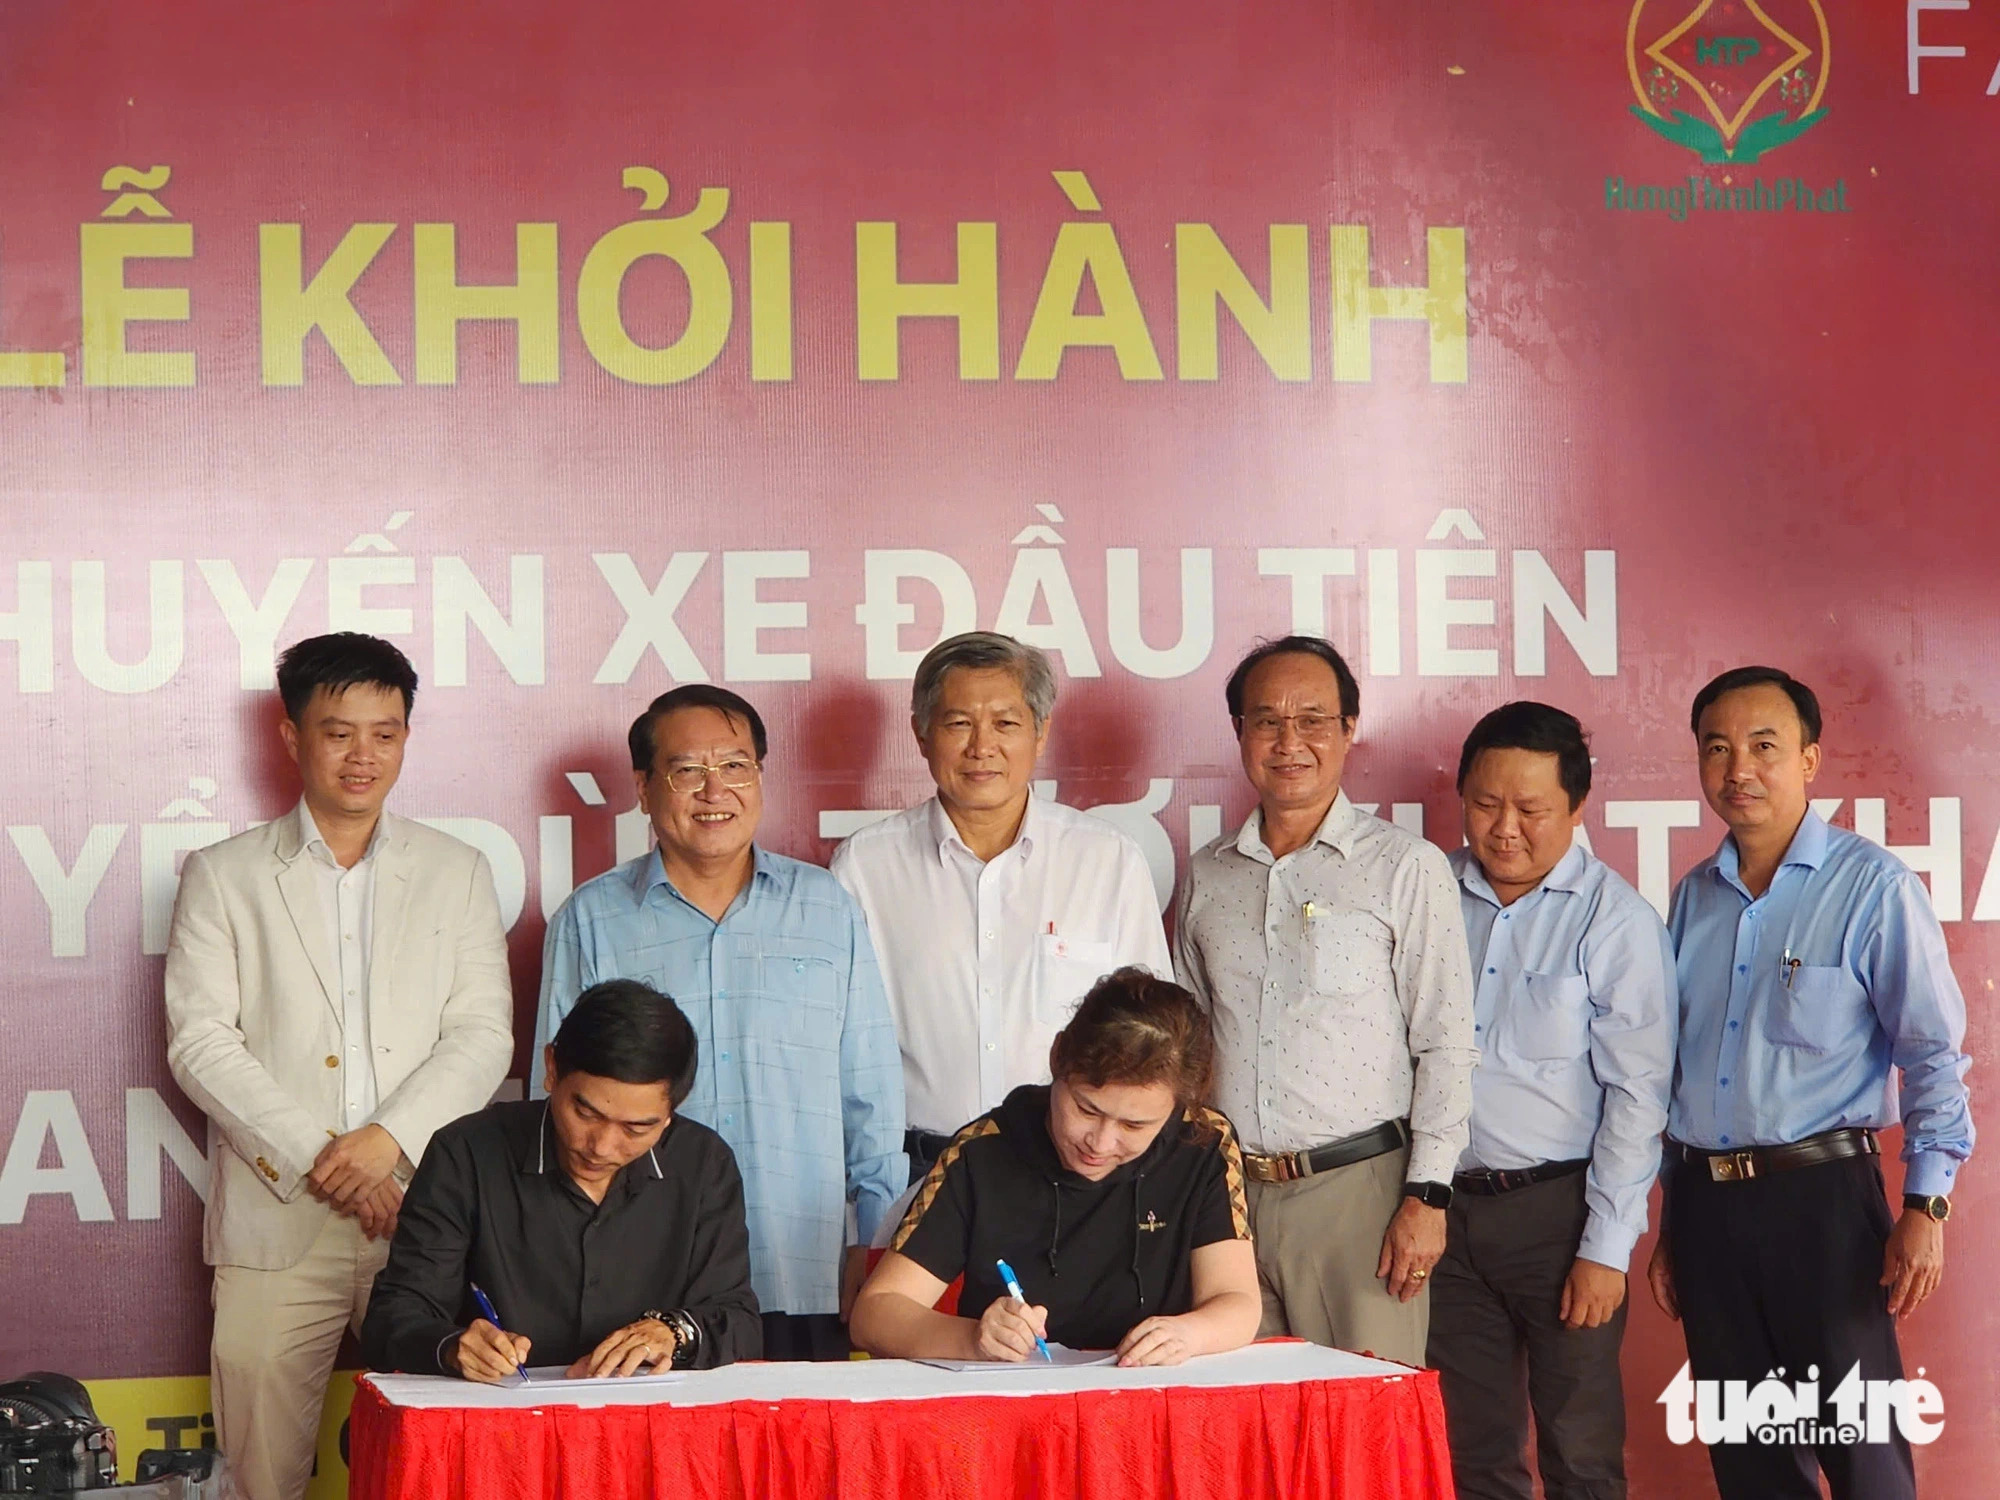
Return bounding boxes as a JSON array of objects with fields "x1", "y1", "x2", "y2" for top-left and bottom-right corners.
[{"x1": 164, "y1": 809, "x2": 515, "y2": 1270}]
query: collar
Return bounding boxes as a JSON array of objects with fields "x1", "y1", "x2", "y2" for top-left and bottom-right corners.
[
  {"x1": 1233, "y1": 788, "x2": 1359, "y2": 865},
  {"x1": 1714, "y1": 807, "x2": 1829, "y2": 890},
  {"x1": 514, "y1": 1102, "x2": 666, "y2": 1186},
  {"x1": 928, "y1": 791, "x2": 1040, "y2": 865},
  {"x1": 1456, "y1": 839, "x2": 1589, "y2": 909},
  {"x1": 629, "y1": 843, "x2": 775, "y2": 907},
  {"x1": 289, "y1": 798, "x2": 388, "y2": 869}
]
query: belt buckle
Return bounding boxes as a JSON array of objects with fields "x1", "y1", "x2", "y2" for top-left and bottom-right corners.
[
  {"x1": 1247, "y1": 1153, "x2": 1300, "y2": 1184},
  {"x1": 1709, "y1": 1150, "x2": 1758, "y2": 1182}
]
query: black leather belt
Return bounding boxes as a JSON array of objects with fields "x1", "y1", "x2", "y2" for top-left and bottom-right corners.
[
  {"x1": 1452, "y1": 1158, "x2": 1589, "y2": 1196},
  {"x1": 1243, "y1": 1119, "x2": 1410, "y2": 1184},
  {"x1": 1670, "y1": 1127, "x2": 1878, "y2": 1183}
]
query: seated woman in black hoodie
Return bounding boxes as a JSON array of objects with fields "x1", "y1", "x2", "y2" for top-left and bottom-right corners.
[{"x1": 851, "y1": 967, "x2": 1259, "y2": 1367}]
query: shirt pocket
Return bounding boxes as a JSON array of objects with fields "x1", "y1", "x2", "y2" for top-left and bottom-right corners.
[
  {"x1": 1504, "y1": 971, "x2": 1592, "y2": 1063},
  {"x1": 1307, "y1": 908, "x2": 1394, "y2": 1004},
  {"x1": 1768, "y1": 964, "x2": 1868, "y2": 1055},
  {"x1": 754, "y1": 947, "x2": 844, "y2": 1016},
  {"x1": 1036, "y1": 934, "x2": 1119, "y2": 1025}
]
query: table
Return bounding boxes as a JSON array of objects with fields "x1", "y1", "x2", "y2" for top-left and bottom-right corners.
[{"x1": 350, "y1": 1341, "x2": 1456, "y2": 1500}]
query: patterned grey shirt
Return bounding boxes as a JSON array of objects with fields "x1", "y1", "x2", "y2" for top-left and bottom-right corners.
[{"x1": 1174, "y1": 791, "x2": 1478, "y2": 1184}]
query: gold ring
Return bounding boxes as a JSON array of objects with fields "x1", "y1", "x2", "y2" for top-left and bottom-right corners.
[{"x1": 1411, "y1": 1269, "x2": 1428, "y2": 1280}]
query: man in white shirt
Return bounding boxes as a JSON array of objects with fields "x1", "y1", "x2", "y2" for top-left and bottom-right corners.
[
  {"x1": 1174, "y1": 635, "x2": 1477, "y2": 1366},
  {"x1": 165, "y1": 634, "x2": 513, "y2": 1500},
  {"x1": 832, "y1": 632, "x2": 1170, "y2": 1173}
]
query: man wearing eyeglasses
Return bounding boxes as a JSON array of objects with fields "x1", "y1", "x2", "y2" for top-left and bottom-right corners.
[
  {"x1": 1173, "y1": 636, "x2": 1477, "y2": 1366},
  {"x1": 532, "y1": 685, "x2": 906, "y2": 1361}
]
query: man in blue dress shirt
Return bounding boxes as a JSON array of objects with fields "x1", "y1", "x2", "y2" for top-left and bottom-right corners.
[
  {"x1": 1647, "y1": 666, "x2": 1973, "y2": 1500},
  {"x1": 533, "y1": 684, "x2": 907, "y2": 1360},
  {"x1": 1428, "y1": 702, "x2": 1676, "y2": 1500}
]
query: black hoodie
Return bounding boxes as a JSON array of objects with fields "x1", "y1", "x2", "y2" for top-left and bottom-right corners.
[{"x1": 889, "y1": 1084, "x2": 1251, "y2": 1352}]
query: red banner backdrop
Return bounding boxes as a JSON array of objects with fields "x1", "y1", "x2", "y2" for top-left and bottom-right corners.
[{"x1": 3, "y1": 2, "x2": 1996, "y2": 1494}]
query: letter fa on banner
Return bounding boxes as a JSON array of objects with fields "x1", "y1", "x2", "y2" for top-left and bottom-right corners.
[{"x1": 1657, "y1": 1362, "x2": 1945, "y2": 1447}]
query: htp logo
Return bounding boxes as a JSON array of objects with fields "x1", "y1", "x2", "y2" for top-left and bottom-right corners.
[{"x1": 1625, "y1": 0, "x2": 1830, "y2": 163}]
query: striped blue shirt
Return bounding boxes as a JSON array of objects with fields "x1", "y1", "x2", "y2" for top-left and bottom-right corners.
[
  {"x1": 532, "y1": 848, "x2": 907, "y2": 1316},
  {"x1": 1667, "y1": 810, "x2": 1974, "y2": 1197}
]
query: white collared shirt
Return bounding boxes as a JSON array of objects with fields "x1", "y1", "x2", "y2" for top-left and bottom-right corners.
[
  {"x1": 1174, "y1": 790, "x2": 1478, "y2": 1184},
  {"x1": 832, "y1": 794, "x2": 1172, "y2": 1133},
  {"x1": 297, "y1": 799, "x2": 383, "y2": 1131}
]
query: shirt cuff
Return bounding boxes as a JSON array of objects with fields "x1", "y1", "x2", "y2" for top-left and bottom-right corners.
[
  {"x1": 1575, "y1": 1215, "x2": 1641, "y2": 1273},
  {"x1": 1406, "y1": 1134, "x2": 1462, "y2": 1188},
  {"x1": 1903, "y1": 1151, "x2": 1960, "y2": 1199},
  {"x1": 854, "y1": 1189, "x2": 893, "y2": 1245}
]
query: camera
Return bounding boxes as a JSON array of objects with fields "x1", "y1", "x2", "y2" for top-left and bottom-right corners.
[{"x1": 0, "y1": 1373, "x2": 117, "y2": 1493}]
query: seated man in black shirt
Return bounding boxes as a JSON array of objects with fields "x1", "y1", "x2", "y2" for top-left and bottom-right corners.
[
  {"x1": 850, "y1": 967, "x2": 1259, "y2": 1366},
  {"x1": 361, "y1": 978, "x2": 760, "y2": 1380}
]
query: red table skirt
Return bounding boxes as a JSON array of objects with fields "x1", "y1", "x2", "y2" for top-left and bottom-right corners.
[{"x1": 349, "y1": 1367, "x2": 1457, "y2": 1500}]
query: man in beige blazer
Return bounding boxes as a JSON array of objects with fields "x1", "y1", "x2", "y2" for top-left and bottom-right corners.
[{"x1": 165, "y1": 633, "x2": 513, "y2": 1500}]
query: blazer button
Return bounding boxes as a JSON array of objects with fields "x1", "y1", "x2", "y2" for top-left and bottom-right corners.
[{"x1": 325, "y1": 1055, "x2": 340, "y2": 1068}]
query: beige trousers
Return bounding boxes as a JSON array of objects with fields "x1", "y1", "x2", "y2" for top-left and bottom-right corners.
[
  {"x1": 211, "y1": 1211, "x2": 392, "y2": 1500},
  {"x1": 1246, "y1": 1144, "x2": 1430, "y2": 1366}
]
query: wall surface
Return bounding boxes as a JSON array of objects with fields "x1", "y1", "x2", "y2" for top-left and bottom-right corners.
[{"x1": 1, "y1": 2, "x2": 1995, "y2": 1493}]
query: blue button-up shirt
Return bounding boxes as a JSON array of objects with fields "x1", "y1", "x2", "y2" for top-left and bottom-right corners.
[
  {"x1": 1452, "y1": 843, "x2": 1677, "y2": 1270},
  {"x1": 1666, "y1": 811, "x2": 1974, "y2": 1197},
  {"x1": 532, "y1": 848, "x2": 907, "y2": 1316}
]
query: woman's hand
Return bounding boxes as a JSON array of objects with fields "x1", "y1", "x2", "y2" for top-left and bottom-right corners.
[
  {"x1": 974, "y1": 1296, "x2": 1049, "y2": 1362},
  {"x1": 1115, "y1": 1315, "x2": 1197, "y2": 1367}
]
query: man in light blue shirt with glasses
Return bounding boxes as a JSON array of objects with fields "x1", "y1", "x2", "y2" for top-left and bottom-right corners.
[
  {"x1": 533, "y1": 684, "x2": 906, "y2": 1361},
  {"x1": 1428, "y1": 702, "x2": 1675, "y2": 1500},
  {"x1": 1647, "y1": 666, "x2": 1973, "y2": 1500}
]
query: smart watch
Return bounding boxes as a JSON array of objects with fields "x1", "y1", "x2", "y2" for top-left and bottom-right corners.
[
  {"x1": 1902, "y1": 1193, "x2": 1952, "y2": 1223},
  {"x1": 1404, "y1": 1181, "x2": 1454, "y2": 1210}
]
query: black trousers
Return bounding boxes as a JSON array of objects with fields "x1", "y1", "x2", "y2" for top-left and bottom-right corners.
[
  {"x1": 760, "y1": 1311, "x2": 851, "y2": 1362},
  {"x1": 1666, "y1": 1151, "x2": 1913, "y2": 1500},
  {"x1": 906, "y1": 1128, "x2": 952, "y2": 1182},
  {"x1": 1427, "y1": 1171, "x2": 1627, "y2": 1500}
]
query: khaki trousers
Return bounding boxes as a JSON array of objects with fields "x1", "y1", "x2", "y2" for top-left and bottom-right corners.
[
  {"x1": 211, "y1": 1212, "x2": 391, "y2": 1500},
  {"x1": 1246, "y1": 1144, "x2": 1429, "y2": 1366}
]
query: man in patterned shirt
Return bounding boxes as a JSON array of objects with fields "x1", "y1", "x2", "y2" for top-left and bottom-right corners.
[
  {"x1": 533, "y1": 684, "x2": 906, "y2": 1360},
  {"x1": 1175, "y1": 636, "x2": 1478, "y2": 1366}
]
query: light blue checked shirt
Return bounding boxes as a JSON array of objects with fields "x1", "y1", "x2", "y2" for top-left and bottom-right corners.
[
  {"x1": 532, "y1": 847, "x2": 907, "y2": 1316},
  {"x1": 1452, "y1": 843, "x2": 1676, "y2": 1271},
  {"x1": 1667, "y1": 811, "x2": 1974, "y2": 1197}
]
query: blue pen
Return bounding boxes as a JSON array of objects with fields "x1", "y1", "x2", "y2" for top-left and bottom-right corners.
[
  {"x1": 469, "y1": 1283, "x2": 530, "y2": 1383},
  {"x1": 994, "y1": 1259, "x2": 1052, "y2": 1362}
]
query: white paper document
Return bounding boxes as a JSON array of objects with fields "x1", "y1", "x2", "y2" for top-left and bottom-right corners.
[
  {"x1": 914, "y1": 1344, "x2": 1118, "y2": 1372},
  {"x1": 504, "y1": 1365, "x2": 687, "y2": 1391}
]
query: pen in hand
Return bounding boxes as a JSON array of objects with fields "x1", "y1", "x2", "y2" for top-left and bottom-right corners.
[
  {"x1": 469, "y1": 1283, "x2": 531, "y2": 1383},
  {"x1": 994, "y1": 1259, "x2": 1053, "y2": 1362}
]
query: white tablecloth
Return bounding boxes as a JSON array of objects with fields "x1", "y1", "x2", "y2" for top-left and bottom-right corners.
[{"x1": 362, "y1": 1341, "x2": 1411, "y2": 1410}]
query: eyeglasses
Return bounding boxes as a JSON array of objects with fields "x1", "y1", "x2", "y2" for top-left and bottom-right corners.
[
  {"x1": 658, "y1": 758, "x2": 761, "y2": 794},
  {"x1": 1241, "y1": 712, "x2": 1346, "y2": 740}
]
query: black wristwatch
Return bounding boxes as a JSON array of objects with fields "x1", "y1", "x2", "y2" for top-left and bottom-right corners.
[
  {"x1": 1903, "y1": 1193, "x2": 1952, "y2": 1223},
  {"x1": 1405, "y1": 1181, "x2": 1454, "y2": 1210},
  {"x1": 642, "y1": 1308, "x2": 703, "y2": 1368}
]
